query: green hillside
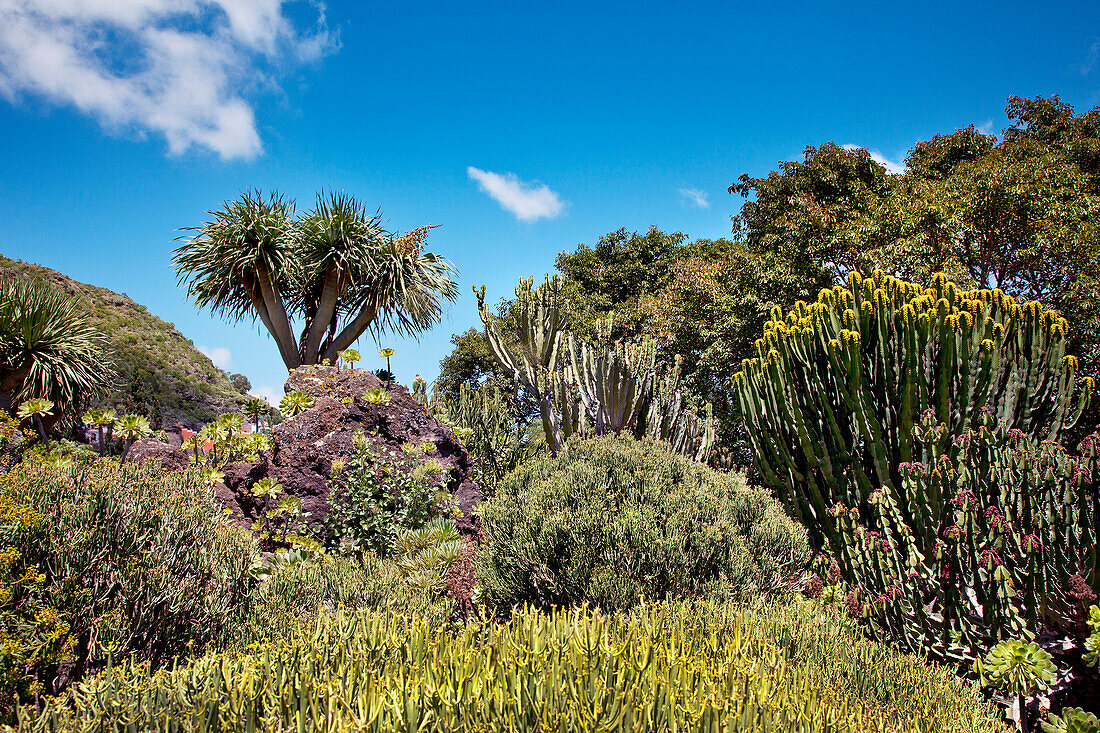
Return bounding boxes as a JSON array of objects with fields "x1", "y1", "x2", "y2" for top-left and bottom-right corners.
[{"x1": 0, "y1": 255, "x2": 243, "y2": 427}]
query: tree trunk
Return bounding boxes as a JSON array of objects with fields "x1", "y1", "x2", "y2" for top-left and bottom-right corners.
[
  {"x1": 255, "y1": 266, "x2": 301, "y2": 370},
  {"x1": 34, "y1": 415, "x2": 49, "y2": 450},
  {"x1": 301, "y1": 268, "x2": 342, "y2": 365},
  {"x1": 323, "y1": 301, "x2": 381, "y2": 363},
  {"x1": 97, "y1": 426, "x2": 106, "y2": 456}
]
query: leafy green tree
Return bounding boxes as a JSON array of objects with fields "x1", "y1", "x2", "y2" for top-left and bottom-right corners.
[
  {"x1": 555, "y1": 227, "x2": 688, "y2": 341},
  {"x1": 228, "y1": 373, "x2": 251, "y2": 394},
  {"x1": 243, "y1": 398, "x2": 268, "y2": 432},
  {"x1": 174, "y1": 191, "x2": 458, "y2": 371},
  {"x1": 0, "y1": 278, "x2": 108, "y2": 423}
]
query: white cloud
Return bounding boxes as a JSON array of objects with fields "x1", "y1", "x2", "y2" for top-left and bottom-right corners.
[
  {"x1": 841, "y1": 143, "x2": 906, "y2": 175},
  {"x1": 678, "y1": 186, "x2": 710, "y2": 209},
  {"x1": 977, "y1": 119, "x2": 995, "y2": 136},
  {"x1": 252, "y1": 385, "x2": 281, "y2": 405},
  {"x1": 0, "y1": 0, "x2": 336, "y2": 159},
  {"x1": 199, "y1": 344, "x2": 232, "y2": 368},
  {"x1": 467, "y1": 166, "x2": 565, "y2": 221}
]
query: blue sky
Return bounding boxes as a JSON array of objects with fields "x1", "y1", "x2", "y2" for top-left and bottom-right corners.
[{"x1": 1, "y1": 0, "x2": 1099, "y2": 405}]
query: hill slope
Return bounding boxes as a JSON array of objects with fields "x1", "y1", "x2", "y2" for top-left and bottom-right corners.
[{"x1": 0, "y1": 255, "x2": 242, "y2": 427}]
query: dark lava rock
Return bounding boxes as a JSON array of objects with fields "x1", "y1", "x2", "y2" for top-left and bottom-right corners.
[
  {"x1": 126, "y1": 438, "x2": 190, "y2": 472},
  {"x1": 218, "y1": 365, "x2": 482, "y2": 538}
]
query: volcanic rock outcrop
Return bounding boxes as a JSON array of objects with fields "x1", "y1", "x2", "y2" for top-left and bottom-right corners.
[{"x1": 219, "y1": 366, "x2": 482, "y2": 537}]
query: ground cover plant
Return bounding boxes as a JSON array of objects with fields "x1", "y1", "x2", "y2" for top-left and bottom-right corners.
[{"x1": 15, "y1": 601, "x2": 1007, "y2": 733}]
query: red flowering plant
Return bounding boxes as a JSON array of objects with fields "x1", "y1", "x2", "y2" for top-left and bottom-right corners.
[{"x1": 822, "y1": 407, "x2": 1099, "y2": 668}]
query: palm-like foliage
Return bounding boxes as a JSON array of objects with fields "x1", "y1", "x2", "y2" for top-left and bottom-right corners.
[
  {"x1": 82, "y1": 407, "x2": 117, "y2": 456},
  {"x1": 174, "y1": 190, "x2": 458, "y2": 370},
  {"x1": 0, "y1": 278, "x2": 109, "y2": 418},
  {"x1": 17, "y1": 397, "x2": 54, "y2": 446},
  {"x1": 243, "y1": 398, "x2": 268, "y2": 432},
  {"x1": 116, "y1": 413, "x2": 152, "y2": 463}
]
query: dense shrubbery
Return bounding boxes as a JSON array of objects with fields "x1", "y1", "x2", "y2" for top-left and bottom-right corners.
[
  {"x1": 476, "y1": 436, "x2": 809, "y2": 612},
  {"x1": 0, "y1": 458, "x2": 255, "y2": 715},
  {"x1": 16, "y1": 601, "x2": 1006, "y2": 733}
]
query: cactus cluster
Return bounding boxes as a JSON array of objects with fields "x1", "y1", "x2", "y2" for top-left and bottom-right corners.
[
  {"x1": 823, "y1": 408, "x2": 1099, "y2": 666},
  {"x1": 735, "y1": 269, "x2": 1093, "y2": 545},
  {"x1": 476, "y1": 277, "x2": 713, "y2": 461},
  {"x1": 18, "y1": 602, "x2": 1004, "y2": 733}
]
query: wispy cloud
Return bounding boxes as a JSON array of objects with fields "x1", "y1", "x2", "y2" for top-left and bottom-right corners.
[
  {"x1": 199, "y1": 345, "x2": 233, "y2": 369},
  {"x1": 841, "y1": 143, "x2": 906, "y2": 175},
  {"x1": 1082, "y1": 39, "x2": 1100, "y2": 76},
  {"x1": 252, "y1": 385, "x2": 281, "y2": 405},
  {"x1": 0, "y1": 0, "x2": 337, "y2": 159},
  {"x1": 977, "y1": 119, "x2": 995, "y2": 136},
  {"x1": 467, "y1": 166, "x2": 565, "y2": 221},
  {"x1": 678, "y1": 186, "x2": 710, "y2": 209}
]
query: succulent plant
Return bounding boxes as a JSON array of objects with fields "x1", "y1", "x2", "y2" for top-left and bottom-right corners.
[
  {"x1": 1042, "y1": 708, "x2": 1100, "y2": 733},
  {"x1": 337, "y1": 348, "x2": 360, "y2": 370},
  {"x1": 362, "y1": 387, "x2": 391, "y2": 405},
  {"x1": 279, "y1": 390, "x2": 315, "y2": 417}
]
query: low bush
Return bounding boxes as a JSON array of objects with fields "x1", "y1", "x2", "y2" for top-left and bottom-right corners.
[
  {"x1": 0, "y1": 457, "x2": 255, "y2": 716},
  {"x1": 221, "y1": 548, "x2": 454, "y2": 650},
  {"x1": 326, "y1": 431, "x2": 457, "y2": 556},
  {"x1": 476, "y1": 436, "x2": 809, "y2": 612},
  {"x1": 16, "y1": 600, "x2": 1005, "y2": 733}
]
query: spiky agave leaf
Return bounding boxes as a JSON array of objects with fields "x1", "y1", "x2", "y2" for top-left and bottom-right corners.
[{"x1": 0, "y1": 278, "x2": 109, "y2": 410}]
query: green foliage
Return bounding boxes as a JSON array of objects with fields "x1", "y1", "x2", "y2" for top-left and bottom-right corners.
[
  {"x1": 1043, "y1": 708, "x2": 1100, "y2": 733},
  {"x1": 476, "y1": 436, "x2": 809, "y2": 613},
  {"x1": 0, "y1": 255, "x2": 242, "y2": 428},
  {"x1": 279, "y1": 390, "x2": 315, "y2": 417},
  {"x1": 477, "y1": 276, "x2": 714, "y2": 461},
  {"x1": 431, "y1": 383, "x2": 540, "y2": 493},
  {"x1": 977, "y1": 639, "x2": 1056, "y2": 698},
  {"x1": 326, "y1": 432, "x2": 456, "y2": 556},
  {"x1": 114, "y1": 413, "x2": 151, "y2": 462},
  {"x1": 0, "y1": 457, "x2": 254, "y2": 713},
  {"x1": 228, "y1": 372, "x2": 251, "y2": 394},
  {"x1": 17, "y1": 600, "x2": 1005, "y2": 733},
  {"x1": 0, "y1": 278, "x2": 108, "y2": 428},
  {"x1": 823, "y1": 412, "x2": 1099, "y2": 665},
  {"x1": 174, "y1": 191, "x2": 458, "y2": 369},
  {"x1": 362, "y1": 387, "x2": 390, "y2": 405},
  {"x1": 736, "y1": 270, "x2": 1091, "y2": 549},
  {"x1": 390, "y1": 518, "x2": 463, "y2": 595},
  {"x1": 1085, "y1": 605, "x2": 1100, "y2": 668},
  {"x1": 221, "y1": 550, "x2": 447, "y2": 649},
  {"x1": 242, "y1": 477, "x2": 306, "y2": 547},
  {"x1": 337, "y1": 348, "x2": 360, "y2": 369}
]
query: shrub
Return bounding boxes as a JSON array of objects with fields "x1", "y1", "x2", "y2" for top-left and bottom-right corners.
[
  {"x1": 476, "y1": 436, "x2": 809, "y2": 612},
  {"x1": 18, "y1": 600, "x2": 1005, "y2": 733},
  {"x1": 326, "y1": 432, "x2": 457, "y2": 556},
  {"x1": 0, "y1": 457, "x2": 254, "y2": 711},
  {"x1": 822, "y1": 409, "x2": 1099, "y2": 666},
  {"x1": 220, "y1": 550, "x2": 449, "y2": 649},
  {"x1": 735, "y1": 270, "x2": 1092, "y2": 549}
]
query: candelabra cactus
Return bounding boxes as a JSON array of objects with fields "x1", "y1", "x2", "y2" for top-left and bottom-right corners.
[
  {"x1": 826, "y1": 408, "x2": 1098, "y2": 667},
  {"x1": 475, "y1": 275, "x2": 569, "y2": 454},
  {"x1": 735, "y1": 269, "x2": 1093, "y2": 547}
]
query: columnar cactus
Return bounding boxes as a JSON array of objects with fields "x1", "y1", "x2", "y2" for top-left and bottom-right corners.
[
  {"x1": 735, "y1": 270, "x2": 1093, "y2": 546},
  {"x1": 479, "y1": 279, "x2": 715, "y2": 461},
  {"x1": 827, "y1": 409, "x2": 1099, "y2": 666},
  {"x1": 475, "y1": 276, "x2": 568, "y2": 454}
]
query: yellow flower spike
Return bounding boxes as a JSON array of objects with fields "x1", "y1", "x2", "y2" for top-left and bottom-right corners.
[{"x1": 1063, "y1": 355, "x2": 1079, "y2": 370}]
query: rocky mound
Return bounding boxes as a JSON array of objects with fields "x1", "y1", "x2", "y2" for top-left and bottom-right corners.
[{"x1": 219, "y1": 365, "x2": 482, "y2": 538}]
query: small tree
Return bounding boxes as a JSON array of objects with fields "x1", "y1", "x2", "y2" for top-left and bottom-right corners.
[
  {"x1": 174, "y1": 191, "x2": 457, "y2": 370},
  {"x1": 82, "y1": 407, "x2": 116, "y2": 456},
  {"x1": 116, "y1": 414, "x2": 152, "y2": 463},
  {"x1": 17, "y1": 398, "x2": 53, "y2": 448},
  {"x1": 243, "y1": 398, "x2": 268, "y2": 433}
]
